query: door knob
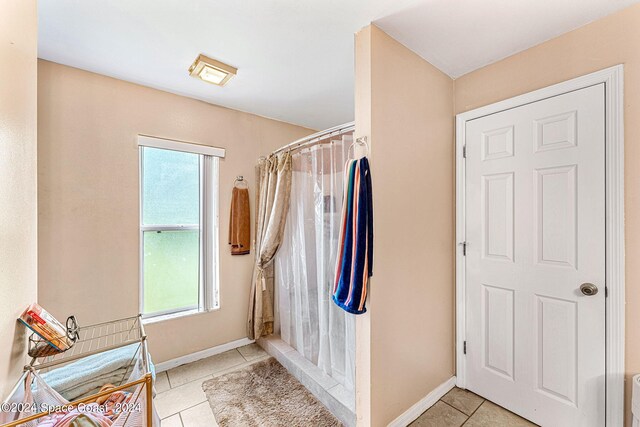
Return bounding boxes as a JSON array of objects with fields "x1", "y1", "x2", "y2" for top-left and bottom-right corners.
[{"x1": 580, "y1": 283, "x2": 598, "y2": 296}]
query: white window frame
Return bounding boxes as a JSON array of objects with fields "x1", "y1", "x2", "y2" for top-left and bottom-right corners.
[{"x1": 138, "y1": 135, "x2": 225, "y2": 321}]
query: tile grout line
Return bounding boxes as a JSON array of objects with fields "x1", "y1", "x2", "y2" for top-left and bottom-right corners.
[
  {"x1": 438, "y1": 399, "x2": 472, "y2": 420},
  {"x1": 157, "y1": 374, "x2": 212, "y2": 419},
  {"x1": 161, "y1": 360, "x2": 266, "y2": 410},
  {"x1": 165, "y1": 356, "x2": 250, "y2": 389},
  {"x1": 163, "y1": 373, "x2": 213, "y2": 391},
  {"x1": 166, "y1": 371, "x2": 173, "y2": 389},
  {"x1": 159, "y1": 347, "x2": 268, "y2": 421},
  {"x1": 178, "y1": 411, "x2": 185, "y2": 427},
  {"x1": 460, "y1": 399, "x2": 486, "y2": 426},
  {"x1": 237, "y1": 347, "x2": 249, "y2": 362},
  {"x1": 164, "y1": 400, "x2": 208, "y2": 421},
  {"x1": 161, "y1": 360, "x2": 258, "y2": 427},
  {"x1": 164, "y1": 346, "x2": 251, "y2": 390},
  {"x1": 467, "y1": 398, "x2": 539, "y2": 426}
]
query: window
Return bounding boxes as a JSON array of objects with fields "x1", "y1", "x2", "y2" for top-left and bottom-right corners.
[{"x1": 139, "y1": 135, "x2": 224, "y2": 319}]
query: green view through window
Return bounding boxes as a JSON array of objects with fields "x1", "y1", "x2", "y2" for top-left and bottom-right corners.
[{"x1": 140, "y1": 142, "x2": 220, "y2": 318}]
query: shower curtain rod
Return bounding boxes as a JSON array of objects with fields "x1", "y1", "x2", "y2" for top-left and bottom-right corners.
[{"x1": 271, "y1": 121, "x2": 355, "y2": 156}]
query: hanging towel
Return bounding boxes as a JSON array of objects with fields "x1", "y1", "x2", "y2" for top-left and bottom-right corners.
[
  {"x1": 332, "y1": 156, "x2": 373, "y2": 314},
  {"x1": 229, "y1": 186, "x2": 251, "y2": 255}
]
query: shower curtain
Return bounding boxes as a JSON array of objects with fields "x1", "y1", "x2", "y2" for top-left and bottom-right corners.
[
  {"x1": 247, "y1": 153, "x2": 292, "y2": 340},
  {"x1": 274, "y1": 134, "x2": 356, "y2": 392}
]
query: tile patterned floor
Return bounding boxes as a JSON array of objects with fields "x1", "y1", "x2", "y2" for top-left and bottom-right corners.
[
  {"x1": 156, "y1": 345, "x2": 536, "y2": 427},
  {"x1": 410, "y1": 387, "x2": 538, "y2": 427},
  {"x1": 155, "y1": 343, "x2": 270, "y2": 427}
]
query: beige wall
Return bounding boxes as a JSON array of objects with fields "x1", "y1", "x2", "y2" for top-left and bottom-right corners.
[
  {"x1": 0, "y1": 0, "x2": 38, "y2": 396},
  {"x1": 34, "y1": 5, "x2": 640, "y2": 423},
  {"x1": 354, "y1": 26, "x2": 373, "y2": 427},
  {"x1": 454, "y1": 4, "x2": 640, "y2": 424},
  {"x1": 37, "y1": 60, "x2": 312, "y2": 363},
  {"x1": 355, "y1": 25, "x2": 455, "y2": 426}
]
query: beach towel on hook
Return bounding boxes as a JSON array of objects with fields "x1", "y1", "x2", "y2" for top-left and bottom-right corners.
[{"x1": 332, "y1": 156, "x2": 373, "y2": 314}]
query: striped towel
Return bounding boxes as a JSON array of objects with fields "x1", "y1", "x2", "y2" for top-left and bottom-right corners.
[{"x1": 332, "y1": 156, "x2": 373, "y2": 314}]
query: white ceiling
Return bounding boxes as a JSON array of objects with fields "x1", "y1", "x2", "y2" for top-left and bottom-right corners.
[
  {"x1": 38, "y1": 0, "x2": 421, "y2": 130},
  {"x1": 375, "y1": 0, "x2": 640, "y2": 79},
  {"x1": 39, "y1": 1, "x2": 639, "y2": 130}
]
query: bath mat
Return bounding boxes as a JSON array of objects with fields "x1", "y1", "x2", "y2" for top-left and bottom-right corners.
[{"x1": 202, "y1": 357, "x2": 342, "y2": 427}]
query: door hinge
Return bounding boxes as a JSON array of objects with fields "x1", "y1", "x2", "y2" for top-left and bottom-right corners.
[
  {"x1": 605, "y1": 286, "x2": 608, "y2": 298},
  {"x1": 462, "y1": 145, "x2": 467, "y2": 158},
  {"x1": 461, "y1": 242, "x2": 467, "y2": 256},
  {"x1": 463, "y1": 341, "x2": 467, "y2": 355}
]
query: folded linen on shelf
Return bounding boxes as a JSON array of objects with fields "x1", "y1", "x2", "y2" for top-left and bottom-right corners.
[{"x1": 41, "y1": 344, "x2": 139, "y2": 401}]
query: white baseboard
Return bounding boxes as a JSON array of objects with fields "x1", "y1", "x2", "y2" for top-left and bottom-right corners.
[
  {"x1": 154, "y1": 337, "x2": 254, "y2": 373},
  {"x1": 387, "y1": 376, "x2": 457, "y2": 427}
]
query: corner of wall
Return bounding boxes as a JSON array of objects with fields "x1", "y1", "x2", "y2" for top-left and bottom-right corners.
[
  {"x1": 355, "y1": 22, "x2": 456, "y2": 427},
  {"x1": 355, "y1": 21, "x2": 455, "y2": 426},
  {"x1": 354, "y1": 24, "x2": 373, "y2": 427},
  {"x1": 0, "y1": 0, "x2": 38, "y2": 398}
]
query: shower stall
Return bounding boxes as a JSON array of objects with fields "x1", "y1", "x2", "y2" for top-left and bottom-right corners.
[{"x1": 258, "y1": 123, "x2": 356, "y2": 427}]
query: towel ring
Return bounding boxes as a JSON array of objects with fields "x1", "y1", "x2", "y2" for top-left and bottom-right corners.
[
  {"x1": 348, "y1": 136, "x2": 369, "y2": 159},
  {"x1": 234, "y1": 175, "x2": 248, "y2": 189}
]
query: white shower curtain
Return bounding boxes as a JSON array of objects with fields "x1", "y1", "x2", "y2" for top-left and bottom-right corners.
[{"x1": 274, "y1": 134, "x2": 356, "y2": 393}]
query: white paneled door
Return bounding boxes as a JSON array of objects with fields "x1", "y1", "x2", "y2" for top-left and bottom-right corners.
[{"x1": 465, "y1": 84, "x2": 605, "y2": 426}]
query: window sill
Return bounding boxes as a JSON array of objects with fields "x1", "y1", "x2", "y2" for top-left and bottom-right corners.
[{"x1": 142, "y1": 307, "x2": 220, "y2": 325}]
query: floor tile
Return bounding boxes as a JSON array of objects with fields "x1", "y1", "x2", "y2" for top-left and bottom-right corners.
[
  {"x1": 441, "y1": 387, "x2": 484, "y2": 416},
  {"x1": 210, "y1": 354, "x2": 271, "y2": 379},
  {"x1": 160, "y1": 414, "x2": 183, "y2": 427},
  {"x1": 464, "y1": 401, "x2": 537, "y2": 427},
  {"x1": 167, "y1": 350, "x2": 246, "y2": 387},
  {"x1": 154, "y1": 371, "x2": 171, "y2": 393},
  {"x1": 180, "y1": 402, "x2": 219, "y2": 427},
  {"x1": 409, "y1": 401, "x2": 468, "y2": 427},
  {"x1": 155, "y1": 376, "x2": 210, "y2": 419},
  {"x1": 237, "y1": 343, "x2": 268, "y2": 361}
]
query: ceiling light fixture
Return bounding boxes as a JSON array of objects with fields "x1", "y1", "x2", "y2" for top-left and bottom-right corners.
[{"x1": 188, "y1": 54, "x2": 237, "y2": 86}]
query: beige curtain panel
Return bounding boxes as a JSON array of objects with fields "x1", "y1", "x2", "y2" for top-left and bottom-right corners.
[{"x1": 247, "y1": 152, "x2": 292, "y2": 340}]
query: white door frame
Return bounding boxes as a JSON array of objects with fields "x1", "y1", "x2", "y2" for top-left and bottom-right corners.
[{"x1": 455, "y1": 65, "x2": 624, "y2": 425}]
